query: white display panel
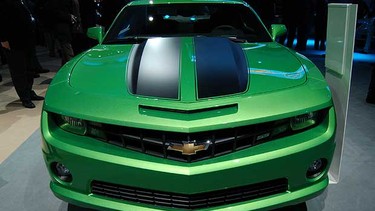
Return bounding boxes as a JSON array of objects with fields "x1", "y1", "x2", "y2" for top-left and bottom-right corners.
[{"x1": 325, "y1": 3, "x2": 357, "y2": 184}]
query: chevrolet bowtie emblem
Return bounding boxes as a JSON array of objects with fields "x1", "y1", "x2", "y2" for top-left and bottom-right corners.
[{"x1": 167, "y1": 141, "x2": 210, "y2": 155}]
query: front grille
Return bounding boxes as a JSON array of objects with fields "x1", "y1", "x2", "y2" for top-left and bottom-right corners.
[
  {"x1": 91, "y1": 178, "x2": 288, "y2": 210},
  {"x1": 53, "y1": 109, "x2": 328, "y2": 162},
  {"x1": 87, "y1": 119, "x2": 292, "y2": 162}
]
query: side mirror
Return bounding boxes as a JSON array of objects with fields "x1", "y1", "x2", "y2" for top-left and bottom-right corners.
[
  {"x1": 87, "y1": 26, "x2": 104, "y2": 43},
  {"x1": 270, "y1": 24, "x2": 287, "y2": 40}
]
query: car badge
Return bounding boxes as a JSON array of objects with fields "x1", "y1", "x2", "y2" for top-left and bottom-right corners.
[{"x1": 167, "y1": 141, "x2": 210, "y2": 155}]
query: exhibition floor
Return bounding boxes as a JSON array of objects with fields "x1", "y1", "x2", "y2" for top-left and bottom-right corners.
[{"x1": 0, "y1": 46, "x2": 374, "y2": 211}]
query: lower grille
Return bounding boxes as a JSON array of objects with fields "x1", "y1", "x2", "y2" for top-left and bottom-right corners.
[{"x1": 91, "y1": 178, "x2": 288, "y2": 210}]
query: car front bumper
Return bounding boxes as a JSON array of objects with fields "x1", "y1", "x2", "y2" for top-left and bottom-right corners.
[{"x1": 41, "y1": 108, "x2": 336, "y2": 211}]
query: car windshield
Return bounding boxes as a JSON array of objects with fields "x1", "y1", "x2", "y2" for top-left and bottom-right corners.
[{"x1": 103, "y1": 3, "x2": 272, "y2": 44}]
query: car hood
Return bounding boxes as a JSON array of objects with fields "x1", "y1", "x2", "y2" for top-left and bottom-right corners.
[{"x1": 70, "y1": 37, "x2": 306, "y2": 101}]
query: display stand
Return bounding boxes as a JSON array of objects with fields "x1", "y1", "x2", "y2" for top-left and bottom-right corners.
[{"x1": 325, "y1": 3, "x2": 357, "y2": 184}]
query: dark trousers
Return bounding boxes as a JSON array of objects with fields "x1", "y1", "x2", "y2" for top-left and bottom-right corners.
[
  {"x1": 72, "y1": 33, "x2": 87, "y2": 55},
  {"x1": 59, "y1": 40, "x2": 74, "y2": 66},
  {"x1": 286, "y1": 22, "x2": 308, "y2": 50},
  {"x1": 286, "y1": 23, "x2": 297, "y2": 48},
  {"x1": 0, "y1": 47, "x2": 7, "y2": 65},
  {"x1": 44, "y1": 30, "x2": 57, "y2": 56},
  {"x1": 30, "y1": 44, "x2": 43, "y2": 72},
  {"x1": 5, "y1": 48, "x2": 34, "y2": 101},
  {"x1": 369, "y1": 65, "x2": 375, "y2": 97}
]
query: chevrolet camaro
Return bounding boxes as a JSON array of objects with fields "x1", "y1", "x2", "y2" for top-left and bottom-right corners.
[{"x1": 41, "y1": 0, "x2": 336, "y2": 210}]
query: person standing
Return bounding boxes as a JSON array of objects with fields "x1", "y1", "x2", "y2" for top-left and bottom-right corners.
[
  {"x1": 71, "y1": 0, "x2": 84, "y2": 55},
  {"x1": 283, "y1": 0, "x2": 299, "y2": 48},
  {"x1": 283, "y1": 0, "x2": 313, "y2": 50},
  {"x1": 314, "y1": 0, "x2": 328, "y2": 50},
  {"x1": 0, "y1": 0, "x2": 44, "y2": 109},
  {"x1": 72, "y1": 0, "x2": 97, "y2": 54},
  {"x1": 45, "y1": 0, "x2": 76, "y2": 66},
  {"x1": 35, "y1": 0, "x2": 58, "y2": 57},
  {"x1": 23, "y1": 0, "x2": 50, "y2": 77}
]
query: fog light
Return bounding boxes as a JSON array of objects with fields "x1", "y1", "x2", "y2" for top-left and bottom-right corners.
[
  {"x1": 306, "y1": 158, "x2": 327, "y2": 179},
  {"x1": 52, "y1": 162, "x2": 72, "y2": 182}
]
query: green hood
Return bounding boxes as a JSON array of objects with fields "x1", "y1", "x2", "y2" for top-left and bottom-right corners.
[
  {"x1": 44, "y1": 38, "x2": 331, "y2": 132},
  {"x1": 69, "y1": 38, "x2": 306, "y2": 101}
]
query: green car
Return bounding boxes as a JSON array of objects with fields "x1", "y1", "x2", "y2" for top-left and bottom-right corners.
[{"x1": 41, "y1": 0, "x2": 336, "y2": 210}]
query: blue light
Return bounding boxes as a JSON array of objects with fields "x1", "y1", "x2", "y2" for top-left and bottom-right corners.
[
  {"x1": 353, "y1": 52, "x2": 375, "y2": 63},
  {"x1": 164, "y1": 15, "x2": 170, "y2": 19},
  {"x1": 295, "y1": 38, "x2": 375, "y2": 63},
  {"x1": 190, "y1": 17, "x2": 196, "y2": 21}
]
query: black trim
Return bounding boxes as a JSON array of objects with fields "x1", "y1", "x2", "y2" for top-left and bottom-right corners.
[
  {"x1": 139, "y1": 104, "x2": 238, "y2": 114},
  {"x1": 72, "y1": 108, "x2": 329, "y2": 163}
]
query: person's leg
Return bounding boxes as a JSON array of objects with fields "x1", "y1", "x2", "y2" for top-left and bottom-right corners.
[
  {"x1": 367, "y1": 64, "x2": 375, "y2": 104},
  {"x1": 26, "y1": 55, "x2": 35, "y2": 97},
  {"x1": 286, "y1": 24, "x2": 297, "y2": 48},
  {"x1": 25, "y1": 47, "x2": 44, "y2": 103},
  {"x1": 59, "y1": 41, "x2": 74, "y2": 66},
  {"x1": 314, "y1": 38, "x2": 320, "y2": 50},
  {"x1": 0, "y1": 48, "x2": 4, "y2": 82},
  {"x1": 296, "y1": 24, "x2": 308, "y2": 51},
  {"x1": 44, "y1": 30, "x2": 56, "y2": 57},
  {"x1": 30, "y1": 44, "x2": 49, "y2": 75},
  {"x1": 29, "y1": 31, "x2": 49, "y2": 75},
  {"x1": 315, "y1": 25, "x2": 325, "y2": 50},
  {"x1": 314, "y1": 20, "x2": 321, "y2": 50},
  {"x1": 320, "y1": 38, "x2": 326, "y2": 50},
  {"x1": 0, "y1": 47, "x2": 7, "y2": 65},
  {"x1": 5, "y1": 49, "x2": 34, "y2": 108}
]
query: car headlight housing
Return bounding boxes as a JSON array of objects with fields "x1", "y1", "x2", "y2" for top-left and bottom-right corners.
[
  {"x1": 56, "y1": 115, "x2": 87, "y2": 135},
  {"x1": 290, "y1": 111, "x2": 318, "y2": 131}
]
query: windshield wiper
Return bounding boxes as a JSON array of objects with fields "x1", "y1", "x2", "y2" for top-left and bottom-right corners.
[{"x1": 103, "y1": 37, "x2": 149, "y2": 44}]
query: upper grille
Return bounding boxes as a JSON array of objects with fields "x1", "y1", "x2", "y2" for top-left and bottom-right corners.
[
  {"x1": 87, "y1": 118, "x2": 293, "y2": 162},
  {"x1": 53, "y1": 109, "x2": 327, "y2": 162},
  {"x1": 91, "y1": 178, "x2": 288, "y2": 210}
]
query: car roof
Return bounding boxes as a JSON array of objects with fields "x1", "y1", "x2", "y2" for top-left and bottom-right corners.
[{"x1": 128, "y1": 0, "x2": 246, "y2": 6}]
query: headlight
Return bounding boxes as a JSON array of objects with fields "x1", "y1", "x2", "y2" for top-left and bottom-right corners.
[
  {"x1": 290, "y1": 111, "x2": 318, "y2": 131},
  {"x1": 57, "y1": 115, "x2": 87, "y2": 135}
]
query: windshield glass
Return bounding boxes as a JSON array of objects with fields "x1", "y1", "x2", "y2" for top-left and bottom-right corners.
[{"x1": 103, "y1": 3, "x2": 272, "y2": 44}]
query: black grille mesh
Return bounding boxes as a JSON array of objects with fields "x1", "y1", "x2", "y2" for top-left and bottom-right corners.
[
  {"x1": 53, "y1": 109, "x2": 327, "y2": 163},
  {"x1": 87, "y1": 119, "x2": 293, "y2": 162},
  {"x1": 91, "y1": 178, "x2": 288, "y2": 210}
]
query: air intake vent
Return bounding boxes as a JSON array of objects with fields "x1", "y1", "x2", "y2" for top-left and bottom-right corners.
[{"x1": 92, "y1": 178, "x2": 288, "y2": 210}]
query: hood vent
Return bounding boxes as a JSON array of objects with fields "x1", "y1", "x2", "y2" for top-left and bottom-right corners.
[{"x1": 139, "y1": 104, "x2": 238, "y2": 120}]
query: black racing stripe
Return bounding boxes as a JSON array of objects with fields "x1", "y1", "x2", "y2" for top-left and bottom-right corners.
[
  {"x1": 127, "y1": 38, "x2": 181, "y2": 99},
  {"x1": 127, "y1": 42, "x2": 147, "y2": 94},
  {"x1": 194, "y1": 37, "x2": 248, "y2": 98}
]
